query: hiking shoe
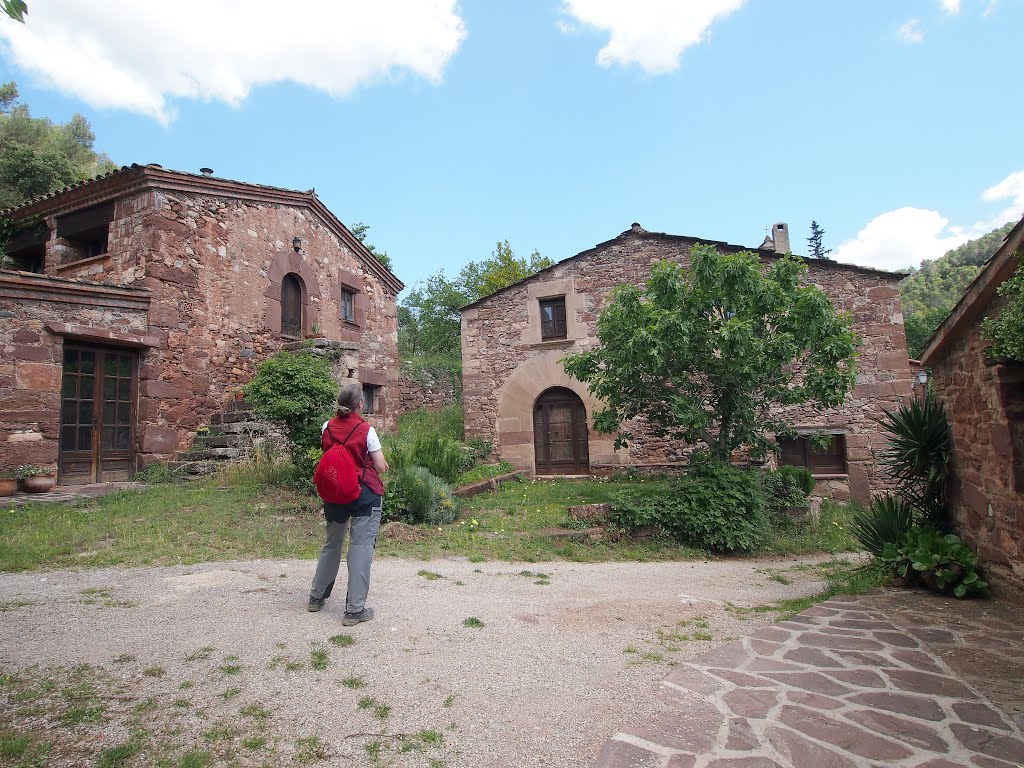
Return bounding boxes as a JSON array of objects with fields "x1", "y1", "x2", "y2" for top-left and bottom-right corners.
[
  {"x1": 307, "y1": 597, "x2": 325, "y2": 612},
  {"x1": 341, "y1": 607, "x2": 374, "y2": 626}
]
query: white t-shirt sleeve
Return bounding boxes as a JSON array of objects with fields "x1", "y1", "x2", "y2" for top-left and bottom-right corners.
[
  {"x1": 321, "y1": 420, "x2": 329, "y2": 434},
  {"x1": 366, "y1": 426, "x2": 382, "y2": 453}
]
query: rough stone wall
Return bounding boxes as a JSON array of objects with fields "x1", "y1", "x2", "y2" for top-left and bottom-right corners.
[
  {"x1": 46, "y1": 189, "x2": 399, "y2": 464},
  {"x1": 397, "y1": 363, "x2": 460, "y2": 414},
  {"x1": 929, "y1": 292, "x2": 1024, "y2": 592},
  {"x1": 0, "y1": 273, "x2": 150, "y2": 471},
  {"x1": 463, "y1": 230, "x2": 913, "y2": 502}
]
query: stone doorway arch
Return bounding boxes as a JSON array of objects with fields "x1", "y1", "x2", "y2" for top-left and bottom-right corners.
[{"x1": 533, "y1": 386, "x2": 589, "y2": 475}]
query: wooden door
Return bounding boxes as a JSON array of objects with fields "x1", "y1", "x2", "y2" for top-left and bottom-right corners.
[
  {"x1": 533, "y1": 388, "x2": 589, "y2": 475},
  {"x1": 59, "y1": 346, "x2": 137, "y2": 484}
]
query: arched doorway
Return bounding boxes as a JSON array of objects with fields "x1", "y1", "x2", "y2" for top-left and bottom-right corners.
[
  {"x1": 281, "y1": 273, "x2": 303, "y2": 337},
  {"x1": 533, "y1": 387, "x2": 589, "y2": 475}
]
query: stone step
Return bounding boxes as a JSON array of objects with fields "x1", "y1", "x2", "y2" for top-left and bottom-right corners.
[{"x1": 177, "y1": 447, "x2": 244, "y2": 461}]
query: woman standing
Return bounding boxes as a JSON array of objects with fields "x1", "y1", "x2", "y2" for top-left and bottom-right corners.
[{"x1": 308, "y1": 382, "x2": 389, "y2": 626}]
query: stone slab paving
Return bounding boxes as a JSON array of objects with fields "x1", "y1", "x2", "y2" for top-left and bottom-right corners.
[
  {"x1": 596, "y1": 591, "x2": 1024, "y2": 768},
  {"x1": 1, "y1": 481, "x2": 145, "y2": 509}
]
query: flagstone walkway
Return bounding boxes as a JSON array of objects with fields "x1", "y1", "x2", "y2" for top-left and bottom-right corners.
[
  {"x1": 1, "y1": 481, "x2": 144, "y2": 508},
  {"x1": 596, "y1": 590, "x2": 1024, "y2": 768}
]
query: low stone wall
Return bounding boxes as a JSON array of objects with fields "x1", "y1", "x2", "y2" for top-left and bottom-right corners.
[{"x1": 398, "y1": 362, "x2": 460, "y2": 415}]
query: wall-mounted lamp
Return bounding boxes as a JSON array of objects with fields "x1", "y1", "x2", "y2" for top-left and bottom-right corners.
[
  {"x1": 912, "y1": 369, "x2": 929, "y2": 392},
  {"x1": 292, "y1": 236, "x2": 301, "y2": 253}
]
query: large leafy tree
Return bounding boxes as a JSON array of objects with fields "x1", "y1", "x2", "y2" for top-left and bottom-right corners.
[
  {"x1": 0, "y1": 82, "x2": 117, "y2": 211},
  {"x1": 400, "y1": 240, "x2": 554, "y2": 357},
  {"x1": 981, "y1": 258, "x2": 1024, "y2": 361},
  {"x1": 563, "y1": 244, "x2": 859, "y2": 461},
  {"x1": 348, "y1": 221, "x2": 393, "y2": 270}
]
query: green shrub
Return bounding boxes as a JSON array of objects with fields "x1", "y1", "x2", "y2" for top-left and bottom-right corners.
[
  {"x1": 880, "y1": 527, "x2": 988, "y2": 598},
  {"x1": 610, "y1": 456, "x2": 768, "y2": 553},
  {"x1": 761, "y1": 467, "x2": 812, "y2": 519},
  {"x1": 851, "y1": 494, "x2": 915, "y2": 557},
  {"x1": 386, "y1": 466, "x2": 457, "y2": 525},
  {"x1": 456, "y1": 461, "x2": 517, "y2": 487},
  {"x1": 245, "y1": 351, "x2": 337, "y2": 461},
  {"x1": 133, "y1": 463, "x2": 179, "y2": 484},
  {"x1": 779, "y1": 465, "x2": 815, "y2": 495},
  {"x1": 874, "y1": 390, "x2": 952, "y2": 528},
  {"x1": 397, "y1": 404, "x2": 464, "y2": 443},
  {"x1": 388, "y1": 433, "x2": 467, "y2": 485}
]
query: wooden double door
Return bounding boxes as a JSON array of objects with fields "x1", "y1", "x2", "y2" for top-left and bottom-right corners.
[
  {"x1": 59, "y1": 346, "x2": 138, "y2": 484},
  {"x1": 533, "y1": 387, "x2": 590, "y2": 475}
]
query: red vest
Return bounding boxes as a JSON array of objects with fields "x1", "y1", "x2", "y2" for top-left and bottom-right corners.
[{"x1": 322, "y1": 414, "x2": 385, "y2": 496}]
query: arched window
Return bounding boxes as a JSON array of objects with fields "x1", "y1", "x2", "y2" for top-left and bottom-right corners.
[
  {"x1": 533, "y1": 387, "x2": 589, "y2": 475},
  {"x1": 282, "y1": 273, "x2": 303, "y2": 337}
]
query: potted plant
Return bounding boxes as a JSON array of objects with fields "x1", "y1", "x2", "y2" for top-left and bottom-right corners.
[
  {"x1": 304, "y1": 322, "x2": 324, "y2": 339},
  {"x1": 0, "y1": 468, "x2": 16, "y2": 497},
  {"x1": 16, "y1": 464, "x2": 57, "y2": 493},
  {"x1": 232, "y1": 387, "x2": 245, "y2": 401}
]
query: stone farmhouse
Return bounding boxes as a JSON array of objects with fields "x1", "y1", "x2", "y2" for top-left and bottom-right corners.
[
  {"x1": 461, "y1": 222, "x2": 914, "y2": 504},
  {"x1": 920, "y1": 214, "x2": 1024, "y2": 591},
  {"x1": 0, "y1": 164, "x2": 402, "y2": 485}
]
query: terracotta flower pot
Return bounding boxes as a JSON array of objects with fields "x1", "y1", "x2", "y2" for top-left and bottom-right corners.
[
  {"x1": 20, "y1": 474, "x2": 56, "y2": 493},
  {"x1": 0, "y1": 478, "x2": 16, "y2": 496}
]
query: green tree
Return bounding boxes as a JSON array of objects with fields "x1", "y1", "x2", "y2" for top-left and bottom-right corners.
[
  {"x1": 904, "y1": 304, "x2": 952, "y2": 358},
  {"x1": 349, "y1": 221, "x2": 393, "y2": 270},
  {"x1": 562, "y1": 245, "x2": 859, "y2": 461},
  {"x1": 0, "y1": 82, "x2": 117, "y2": 211},
  {"x1": 807, "y1": 220, "x2": 832, "y2": 260},
  {"x1": 981, "y1": 258, "x2": 1024, "y2": 361},
  {"x1": 399, "y1": 240, "x2": 554, "y2": 358}
]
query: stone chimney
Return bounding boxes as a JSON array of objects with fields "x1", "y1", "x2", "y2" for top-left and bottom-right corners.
[{"x1": 772, "y1": 222, "x2": 790, "y2": 254}]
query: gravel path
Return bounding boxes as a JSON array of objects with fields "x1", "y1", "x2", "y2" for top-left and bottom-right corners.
[{"x1": 0, "y1": 555, "x2": 848, "y2": 767}]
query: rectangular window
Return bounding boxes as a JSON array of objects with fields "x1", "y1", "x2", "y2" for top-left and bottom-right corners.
[
  {"x1": 362, "y1": 385, "x2": 380, "y2": 415},
  {"x1": 341, "y1": 289, "x2": 355, "y2": 323},
  {"x1": 55, "y1": 202, "x2": 114, "y2": 264},
  {"x1": 778, "y1": 434, "x2": 847, "y2": 474},
  {"x1": 540, "y1": 297, "x2": 567, "y2": 340}
]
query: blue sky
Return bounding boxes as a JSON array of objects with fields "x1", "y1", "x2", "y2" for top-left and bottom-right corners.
[{"x1": 1, "y1": 0, "x2": 1021, "y2": 296}]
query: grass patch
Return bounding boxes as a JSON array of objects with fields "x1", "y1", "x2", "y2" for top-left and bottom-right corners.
[
  {"x1": 417, "y1": 569, "x2": 443, "y2": 581},
  {"x1": 295, "y1": 735, "x2": 328, "y2": 763},
  {"x1": 462, "y1": 616, "x2": 484, "y2": 629},
  {"x1": 341, "y1": 676, "x2": 364, "y2": 689},
  {"x1": 221, "y1": 687, "x2": 242, "y2": 700},
  {"x1": 728, "y1": 560, "x2": 886, "y2": 620},
  {"x1": 329, "y1": 634, "x2": 355, "y2": 648},
  {"x1": 96, "y1": 742, "x2": 138, "y2": 768},
  {"x1": 310, "y1": 643, "x2": 329, "y2": 671},
  {"x1": 0, "y1": 729, "x2": 50, "y2": 766},
  {"x1": 240, "y1": 703, "x2": 271, "y2": 721},
  {"x1": 455, "y1": 461, "x2": 517, "y2": 487},
  {"x1": 1, "y1": 475, "x2": 866, "y2": 572}
]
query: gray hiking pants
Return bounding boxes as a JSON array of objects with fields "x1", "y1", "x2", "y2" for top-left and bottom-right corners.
[{"x1": 309, "y1": 487, "x2": 382, "y2": 614}]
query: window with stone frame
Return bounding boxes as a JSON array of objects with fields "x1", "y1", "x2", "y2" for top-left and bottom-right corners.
[
  {"x1": 362, "y1": 384, "x2": 381, "y2": 415},
  {"x1": 281, "y1": 273, "x2": 303, "y2": 337},
  {"x1": 540, "y1": 297, "x2": 567, "y2": 340},
  {"x1": 779, "y1": 433, "x2": 848, "y2": 474},
  {"x1": 341, "y1": 288, "x2": 355, "y2": 323}
]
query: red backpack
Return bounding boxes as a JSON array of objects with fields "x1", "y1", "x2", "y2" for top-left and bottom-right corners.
[{"x1": 313, "y1": 421, "x2": 366, "y2": 505}]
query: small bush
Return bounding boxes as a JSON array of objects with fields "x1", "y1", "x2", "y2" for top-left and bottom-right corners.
[
  {"x1": 779, "y1": 465, "x2": 815, "y2": 495},
  {"x1": 761, "y1": 466, "x2": 812, "y2": 519},
  {"x1": 133, "y1": 463, "x2": 179, "y2": 484},
  {"x1": 852, "y1": 494, "x2": 915, "y2": 557},
  {"x1": 880, "y1": 527, "x2": 988, "y2": 598},
  {"x1": 386, "y1": 466, "x2": 457, "y2": 525},
  {"x1": 610, "y1": 456, "x2": 767, "y2": 553},
  {"x1": 389, "y1": 433, "x2": 466, "y2": 485}
]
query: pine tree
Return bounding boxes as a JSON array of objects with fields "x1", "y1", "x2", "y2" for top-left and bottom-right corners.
[{"x1": 807, "y1": 220, "x2": 832, "y2": 260}]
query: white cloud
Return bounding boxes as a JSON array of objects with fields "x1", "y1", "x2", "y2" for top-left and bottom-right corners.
[
  {"x1": 0, "y1": 0, "x2": 467, "y2": 124},
  {"x1": 833, "y1": 170, "x2": 1024, "y2": 272},
  {"x1": 898, "y1": 19, "x2": 925, "y2": 44},
  {"x1": 559, "y1": 0, "x2": 745, "y2": 74},
  {"x1": 939, "y1": 0, "x2": 960, "y2": 14}
]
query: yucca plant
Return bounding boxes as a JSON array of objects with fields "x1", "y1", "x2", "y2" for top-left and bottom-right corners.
[
  {"x1": 873, "y1": 389, "x2": 952, "y2": 528},
  {"x1": 852, "y1": 494, "x2": 916, "y2": 557}
]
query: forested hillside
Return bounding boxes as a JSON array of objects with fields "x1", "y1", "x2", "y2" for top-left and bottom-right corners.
[{"x1": 900, "y1": 221, "x2": 1014, "y2": 357}]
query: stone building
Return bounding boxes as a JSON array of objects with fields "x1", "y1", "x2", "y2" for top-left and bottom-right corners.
[
  {"x1": 0, "y1": 164, "x2": 402, "y2": 484},
  {"x1": 461, "y1": 222, "x2": 914, "y2": 503},
  {"x1": 920, "y1": 215, "x2": 1024, "y2": 592}
]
